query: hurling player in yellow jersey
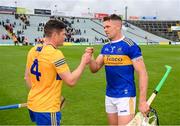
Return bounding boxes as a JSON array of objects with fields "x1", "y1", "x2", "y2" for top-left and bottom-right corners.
[
  {"x1": 25, "y1": 20, "x2": 91, "y2": 125},
  {"x1": 86, "y1": 14, "x2": 150, "y2": 126}
]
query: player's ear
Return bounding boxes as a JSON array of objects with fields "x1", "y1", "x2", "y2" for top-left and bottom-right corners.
[
  {"x1": 117, "y1": 21, "x2": 122, "y2": 28},
  {"x1": 113, "y1": 20, "x2": 121, "y2": 29},
  {"x1": 52, "y1": 31, "x2": 57, "y2": 38},
  {"x1": 120, "y1": 21, "x2": 122, "y2": 28}
]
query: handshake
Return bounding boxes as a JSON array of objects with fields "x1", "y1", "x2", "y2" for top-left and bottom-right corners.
[{"x1": 82, "y1": 47, "x2": 94, "y2": 65}]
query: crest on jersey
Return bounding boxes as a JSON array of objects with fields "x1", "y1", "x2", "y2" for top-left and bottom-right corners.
[
  {"x1": 117, "y1": 48, "x2": 122, "y2": 52},
  {"x1": 111, "y1": 46, "x2": 116, "y2": 53}
]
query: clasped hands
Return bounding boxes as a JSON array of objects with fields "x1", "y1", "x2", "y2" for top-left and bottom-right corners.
[{"x1": 81, "y1": 47, "x2": 94, "y2": 65}]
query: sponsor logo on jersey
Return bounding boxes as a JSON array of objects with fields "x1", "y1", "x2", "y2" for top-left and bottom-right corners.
[{"x1": 104, "y1": 55, "x2": 132, "y2": 66}]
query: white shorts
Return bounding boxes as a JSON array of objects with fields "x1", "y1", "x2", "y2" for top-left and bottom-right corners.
[{"x1": 105, "y1": 96, "x2": 136, "y2": 116}]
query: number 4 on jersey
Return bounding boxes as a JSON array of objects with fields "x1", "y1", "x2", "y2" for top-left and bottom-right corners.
[{"x1": 30, "y1": 59, "x2": 41, "y2": 81}]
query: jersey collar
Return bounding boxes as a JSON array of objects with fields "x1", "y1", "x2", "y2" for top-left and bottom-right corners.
[
  {"x1": 43, "y1": 43, "x2": 57, "y2": 49},
  {"x1": 111, "y1": 36, "x2": 125, "y2": 43}
]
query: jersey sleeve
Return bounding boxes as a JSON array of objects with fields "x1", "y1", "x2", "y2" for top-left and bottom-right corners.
[
  {"x1": 100, "y1": 45, "x2": 106, "y2": 55},
  {"x1": 128, "y1": 43, "x2": 142, "y2": 60},
  {"x1": 51, "y1": 50, "x2": 70, "y2": 74}
]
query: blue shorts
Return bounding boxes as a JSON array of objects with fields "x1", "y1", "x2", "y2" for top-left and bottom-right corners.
[{"x1": 28, "y1": 109, "x2": 61, "y2": 125}]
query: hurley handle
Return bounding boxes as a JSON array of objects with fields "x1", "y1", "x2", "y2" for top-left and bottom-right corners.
[{"x1": 147, "y1": 65, "x2": 172, "y2": 105}]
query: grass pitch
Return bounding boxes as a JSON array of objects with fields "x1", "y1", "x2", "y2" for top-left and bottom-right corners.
[{"x1": 0, "y1": 45, "x2": 180, "y2": 125}]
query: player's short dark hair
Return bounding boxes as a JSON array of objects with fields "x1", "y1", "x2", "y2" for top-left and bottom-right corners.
[
  {"x1": 44, "y1": 19, "x2": 66, "y2": 37},
  {"x1": 103, "y1": 14, "x2": 122, "y2": 22}
]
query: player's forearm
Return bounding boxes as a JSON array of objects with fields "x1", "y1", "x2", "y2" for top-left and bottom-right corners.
[
  {"x1": 89, "y1": 59, "x2": 99, "y2": 73},
  {"x1": 69, "y1": 61, "x2": 86, "y2": 86},
  {"x1": 139, "y1": 70, "x2": 148, "y2": 102}
]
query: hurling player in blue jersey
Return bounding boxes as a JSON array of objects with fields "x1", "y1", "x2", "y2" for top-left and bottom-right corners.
[{"x1": 86, "y1": 14, "x2": 150, "y2": 125}]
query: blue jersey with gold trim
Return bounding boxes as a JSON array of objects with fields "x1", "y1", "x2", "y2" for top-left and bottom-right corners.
[{"x1": 101, "y1": 37, "x2": 142, "y2": 98}]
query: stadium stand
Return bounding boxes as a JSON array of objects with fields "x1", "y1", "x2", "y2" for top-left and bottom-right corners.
[
  {"x1": 122, "y1": 22, "x2": 170, "y2": 44},
  {"x1": 0, "y1": 14, "x2": 14, "y2": 45},
  {"x1": 66, "y1": 17, "x2": 107, "y2": 44},
  {"x1": 128, "y1": 20, "x2": 180, "y2": 42},
  {"x1": 1, "y1": 13, "x2": 179, "y2": 45},
  {"x1": 22, "y1": 15, "x2": 49, "y2": 43}
]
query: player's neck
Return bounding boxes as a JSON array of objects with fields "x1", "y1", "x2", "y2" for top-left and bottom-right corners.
[
  {"x1": 111, "y1": 33, "x2": 123, "y2": 41},
  {"x1": 44, "y1": 38, "x2": 57, "y2": 48}
]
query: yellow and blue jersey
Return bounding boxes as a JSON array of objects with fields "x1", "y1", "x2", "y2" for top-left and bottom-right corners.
[
  {"x1": 101, "y1": 37, "x2": 142, "y2": 98},
  {"x1": 26, "y1": 44, "x2": 70, "y2": 112}
]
